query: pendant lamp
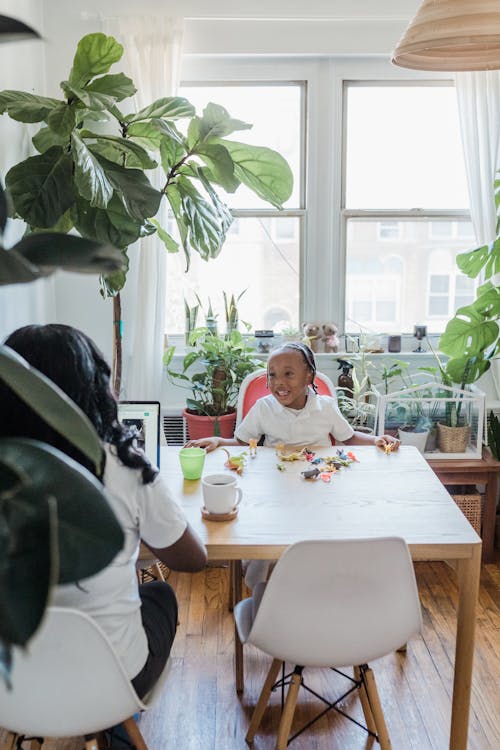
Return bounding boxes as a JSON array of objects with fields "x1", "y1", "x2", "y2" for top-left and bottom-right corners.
[{"x1": 392, "y1": 0, "x2": 500, "y2": 71}]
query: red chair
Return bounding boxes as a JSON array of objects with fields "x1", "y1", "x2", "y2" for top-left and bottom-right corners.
[{"x1": 236, "y1": 368, "x2": 336, "y2": 425}]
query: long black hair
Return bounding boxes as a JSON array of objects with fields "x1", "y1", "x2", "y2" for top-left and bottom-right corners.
[
  {"x1": 268, "y1": 342, "x2": 318, "y2": 393},
  {"x1": 0, "y1": 324, "x2": 157, "y2": 484}
]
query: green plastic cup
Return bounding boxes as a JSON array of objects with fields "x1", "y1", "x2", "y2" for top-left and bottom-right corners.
[{"x1": 179, "y1": 447, "x2": 206, "y2": 480}]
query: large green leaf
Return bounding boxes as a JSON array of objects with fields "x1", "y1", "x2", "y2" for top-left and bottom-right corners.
[
  {"x1": 86, "y1": 73, "x2": 136, "y2": 102},
  {"x1": 6, "y1": 147, "x2": 75, "y2": 228},
  {"x1": 198, "y1": 102, "x2": 252, "y2": 141},
  {"x1": 13, "y1": 233, "x2": 124, "y2": 275},
  {"x1": 125, "y1": 97, "x2": 195, "y2": 124},
  {"x1": 69, "y1": 33, "x2": 123, "y2": 88},
  {"x1": 71, "y1": 195, "x2": 144, "y2": 249},
  {"x1": 32, "y1": 126, "x2": 67, "y2": 154},
  {"x1": 176, "y1": 175, "x2": 226, "y2": 261},
  {"x1": 0, "y1": 182, "x2": 7, "y2": 233},
  {"x1": 0, "y1": 438, "x2": 124, "y2": 649},
  {"x1": 456, "y1": 237, "x2": 500, "y2": 281},
  {"x1": 62, "y1": 80, "x2": 117, "y2": 112},
  {"x1": 0, "y1": 248, "x2": 48, "y2": 285},
  {"x1": 0, "y1": 347, "x2": 103, "y2": 473},
  {"x1": 159, "y1": 134, "x2": 185, "y2": 174},
  {"x1": 445, "y1": 355, "x2": 491, "y2": 385},
  {"x1": 439, "y1": 293, "x2": 499, "y2": 359},
  {"x1": 80, "y1": 131, "x2": 157, "y2": 169},
  {"x1": 215, "y1": 138, "x2": 293, "y2": 208},
  {"x1": 90, "y1": 153, "x2": 162, "y2": 221},
  {"x1": 0, "y1": 485, "x2": 54, "y2": 647},
  {"x1": 149, "y1": 218, "x2": 179, "y2": 253},
  {"x1": 0, "y1": 90, "x2": 60, "y2": 122},
  {"x1": 195, "y1": 143, "x2": 240, "y2": 193},
  {"x1": 127, "y1": 120, "x2": 165, "y2": 150},
  {"x1": 72, "y1": 132, "x2": 114, "y2": 208},
  {"x1": 46, "y1": 103, "x2": 76, "y2": 137}
]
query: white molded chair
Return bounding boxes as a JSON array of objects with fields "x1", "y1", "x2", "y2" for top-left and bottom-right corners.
[
  {"x1": 0, "y1": 607, "x2": 171, "y2": 750},
  {"x1": 234, "y1": 537, "x2": 422, "y2": 750},
  {"x1": 236, "y1": 368, "x2": 336, "y2": 426}
]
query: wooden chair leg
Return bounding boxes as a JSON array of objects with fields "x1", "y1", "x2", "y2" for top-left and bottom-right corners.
[
  {"x1": 123, "y1": 717, "x2": 149, "y2": 750},
  {"x1": 228, "y1": 559, "x2": 235, "y2": 612},
  {"x1": 246, "y1": 658, "x2": 282, "y2": 744},
  {"x1": 354, "y1": 665, "x2": 377, "y2": 735},
  {"x1": 276, "y1": 667, "x2": 302, "y2": 750},
  {"x1": 153, "y1": 562, "x2": 165, "y2": 581},
  {"x1": 362, "y1": 666, "x2": 392, "y2": 750},
  {"x1": 2, "y1": 733, "x2": 18, "y2": 750}
]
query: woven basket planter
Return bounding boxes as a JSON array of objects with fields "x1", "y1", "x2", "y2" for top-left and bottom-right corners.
[
  {"x1": 451, "y1": 494, "x2": 482, "y2": 535},
  {"x1": 437, "y1": 423, "x2": 470, "y2": 453}
]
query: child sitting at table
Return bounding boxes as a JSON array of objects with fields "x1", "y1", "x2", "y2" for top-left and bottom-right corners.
[{"x1": 187, "y1": 342, "x2": 399, "y2": 588}]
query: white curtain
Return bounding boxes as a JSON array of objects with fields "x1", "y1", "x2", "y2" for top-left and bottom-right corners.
[
  {"x1": 454, "y1": 71, "x2": 500, "y2": 245},
  {"x1": 103, "y1": 16, "x2": 184, "y2": 400}
]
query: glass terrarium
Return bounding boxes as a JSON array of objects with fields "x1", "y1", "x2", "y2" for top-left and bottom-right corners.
[{"x1": 376, "y1": 382, "x2": 486, "y2": 459}]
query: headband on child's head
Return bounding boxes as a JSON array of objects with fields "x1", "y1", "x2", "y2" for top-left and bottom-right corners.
[{"x1": 268, "y1": 342, "x2": 318, "y2": 393}]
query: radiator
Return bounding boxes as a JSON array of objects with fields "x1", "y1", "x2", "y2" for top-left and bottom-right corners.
[{"x1": 162, "y1": 411, "x2": 189, "y2": 445}]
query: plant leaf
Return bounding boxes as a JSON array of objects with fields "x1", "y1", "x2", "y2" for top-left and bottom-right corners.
[
  {"x1": 439, "y1": 290, "x2": 500, "y2": 359},
  {"x1": 165, "y1": 183, "x2": 189, "y2": 267},
  {"x1": 86, "y1": 72, "x2": 136, "y2": 101},
  {"x1": 90, "y1": 152, "x2": 162, "y2": 221},
  {"x1": 0, "y1": 90, "x2": 60, "y2": 122},
  {"x1": 12, "y1": 233, "x2": 124, "y2": 275},
  {"x1": 176, "y1": 175, "x2": 226, "y2": 261},
  {"x1": 195, "y1": 143, "x2": 240, "y2": 193},
  {"x1": 198, "y1": 102, "x2": 252, "y2": 140},
  {"x1": 125, "y1": 97, "x2": 195, "y2": 123},
  {"x1": 69, "y1": 33, "x2": 123, "y2": 88},
  {"x1": 0, "y1": 181, "x2": 7, "y2": 233},
  {"x1": 149, "y1": 218, "x2": 179, "y2": 253},
  {"x1": 214, "y1": 138, "x2": 293, "y2": 208},
  {"x1": 32, "y1": 126, "x2": 67, "y2": 153},
  {"x1": 71, "y1": 195, "x2": 143, "y2": 249},
  {"x1": 62, "y1": 80, "x2": 117, "y2": 111},
  {"x1": 6, "y1": 147, "x2": 75, "y2": 228},
  {"x1": 456, "y1": 237, "x2": 500, "y2": 281},
  {"x1": 101, "y1": 249, "x2": 129, "y2": 297},
  {"x1": 159, "y1": 134, "x2": 185, "y2": 173},
  {"x1": 46, "y1": 103, "x2": 76, "y2": 137},
  {"x1": 0, "y1": 347, "x2": 103, "y2": 473},
  {"x1": 80, "y1": 132, "x2": 157, "y2": 169},
  {"x1": 72, "y1": 132, "x2": 114, "y2": 208}
]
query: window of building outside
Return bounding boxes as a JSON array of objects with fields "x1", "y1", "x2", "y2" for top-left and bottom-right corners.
[
  {"x1": 344, "y1": 82, "x2": 475, "y2": 335},
  {"x1": 165, "y1": 83, "x2": 303, "y2": 338}
]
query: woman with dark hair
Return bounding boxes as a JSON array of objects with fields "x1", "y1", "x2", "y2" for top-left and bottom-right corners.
[{"x1": 1, "y1": 324, "x2": 207, "y2": 701}]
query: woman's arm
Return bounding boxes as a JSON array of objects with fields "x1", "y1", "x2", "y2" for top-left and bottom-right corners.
[
  {"x1": 145, "y1": 523, "x2": 207, "y2": 572},
  {"x1": 184, "y1": 436, "x2": 247, "y2": 452}
]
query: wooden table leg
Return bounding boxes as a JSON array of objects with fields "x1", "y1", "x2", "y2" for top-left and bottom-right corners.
[
  {"x1": 450, "y1": 544, "x2": 481, "y2": 750},
  {"x1": 232, "y1": 559, "x2": 244, "y2": 694},
  {"x1": 482, "y1": 471, "x2": 497, "y2": 563}
]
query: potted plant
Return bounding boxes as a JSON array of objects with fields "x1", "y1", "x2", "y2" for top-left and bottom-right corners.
[{"x1": 163, "y1": 327, "x2": 261, "y2": 438}]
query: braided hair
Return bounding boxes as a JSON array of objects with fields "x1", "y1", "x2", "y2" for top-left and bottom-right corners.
[{"x1": 268, "y1": 342, "x2": 318, "y2": 393}]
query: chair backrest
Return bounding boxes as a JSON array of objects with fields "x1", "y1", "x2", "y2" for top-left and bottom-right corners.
[
  {"x1": 245, "y1": 537, "x2": 422, "y2": 668},
  {"x1": 236, "y1": 368, "x2": 336, "y2": 425},
  {"x1": 0, "y1": 607, "x2": 147, "y2": 737}
]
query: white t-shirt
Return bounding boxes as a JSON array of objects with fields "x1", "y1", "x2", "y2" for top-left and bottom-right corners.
[
  {"x1": 52, "y1": 444, "x2": 187, "y2": 680},
  {"x1": 235, "y1": 389, "x2": 354, "y2": 447}
]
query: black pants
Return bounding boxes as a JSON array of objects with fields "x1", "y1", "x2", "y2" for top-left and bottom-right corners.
[{"x1": 131, "y1": 581, "x2": 178, "y2": 699}]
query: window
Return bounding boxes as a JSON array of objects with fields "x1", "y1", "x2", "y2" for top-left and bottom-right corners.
[
  {"x1": 165, "y1": 82, "x2": 304, "y2": 336},
  {"x1": 344, "y1": 83, "x2": 472, "y2": 334}
]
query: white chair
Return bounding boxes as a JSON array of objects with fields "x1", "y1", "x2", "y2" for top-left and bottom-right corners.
[
  {"x1": 0, "y1": 607, "x2": 171, "y2": 750},
  {"x1": 236, "y1": 368, "x2": 336, "y2": 426},
  {"x1": 234, "y1": 537, "x2": 422, "y2": 749}
]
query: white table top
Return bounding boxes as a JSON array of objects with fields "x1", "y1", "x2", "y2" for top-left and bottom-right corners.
[{"x1": 161, "y1": 445, "x2": 480, "y2": 561}]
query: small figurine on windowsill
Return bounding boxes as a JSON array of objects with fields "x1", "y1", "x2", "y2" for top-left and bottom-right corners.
[
  {"x1": 321, "y1": 323, "x2": 339, "y2": 353},
  {"x1": 302, "y1": 323, "x2": 321, "y2": 353}
]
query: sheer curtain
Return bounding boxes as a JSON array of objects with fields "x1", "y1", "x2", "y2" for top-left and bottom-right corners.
[
  {"x1": 455, "y1": 71, "x2": 500, "y2": 245},
  {"x1": 103, "y1": 16, "x2": 184, "y2": 400}
]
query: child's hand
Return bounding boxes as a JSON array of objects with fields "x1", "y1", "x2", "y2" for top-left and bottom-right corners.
[
  {"x1": 374, "y1": 435, "x2": 400, "y2": 452},
  {"x1": 184, "y1": 437, "x2": 220, "y2": 453}
]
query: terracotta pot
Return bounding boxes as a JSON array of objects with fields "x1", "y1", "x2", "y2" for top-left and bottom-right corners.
[{"x1": 183, "y1": 408, "x2": 237, "y2": 440}]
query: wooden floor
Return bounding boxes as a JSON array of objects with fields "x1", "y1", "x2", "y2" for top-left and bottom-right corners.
[{"x1": 2, "y1": 557, "x2": 499, "y2": 750}]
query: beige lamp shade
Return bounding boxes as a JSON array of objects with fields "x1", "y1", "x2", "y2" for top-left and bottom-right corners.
[{"x1": 392, "y1": 0, "x2": 500, "y2": 71}]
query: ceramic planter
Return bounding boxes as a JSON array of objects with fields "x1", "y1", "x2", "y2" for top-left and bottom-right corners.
[
  {"x1": 183, "y1": 409, "x2": 237, "y2": 440},
  {"x1": 398, "y1": 428, "x2": 429, "y2": 454}
]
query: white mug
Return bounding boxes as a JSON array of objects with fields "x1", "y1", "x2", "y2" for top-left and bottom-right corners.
[{"x1": 202, "y1": 474, "x2": 242, "y2": 514}]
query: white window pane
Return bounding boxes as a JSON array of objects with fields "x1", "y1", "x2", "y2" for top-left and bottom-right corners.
[
  {"x1": 165, "y1": 217, "x2": 300, "y2": 335},
  {"x1": 178, "y1": 84, "x2": 302, "y2": 209},
  {"x1": 345, "y1": 219, "x2": 477, "y2": 334},
  {"x1": 345, "y1": 85, "x2": 469, "y2": 209}
]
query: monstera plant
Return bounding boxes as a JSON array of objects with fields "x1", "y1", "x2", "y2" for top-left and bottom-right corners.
[
  {"x1": 0, "y1": 32, "x2": 293, "y2": 392},
  {"x1": 0, "y1": 19, "x2": 125, "y2": 684}
]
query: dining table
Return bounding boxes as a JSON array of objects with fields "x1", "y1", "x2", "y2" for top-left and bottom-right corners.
[{"x1": 160, "y1": 444, "x2": 481, "y2": 750}]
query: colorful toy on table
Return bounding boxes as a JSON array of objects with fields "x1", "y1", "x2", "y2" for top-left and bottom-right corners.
[
  {"x1": 248, "y1": 438, "x2": 258, "y2": 458},
  {"x1": 276, "y1": 463, "x2": 285, "y2": 472},
  {"x1": 275, "y1": 444, "x2": 307, "y2": 462},
  {"x1": 382, "y1": 441, "x2": 397, "y2": 454},
  {"x1": 304, "y1": 448, "x2": 316, "y2": 462},
  {"x1": 221, "y1": 448, "x2": 247, "y2": 474},
  {"x1": 301, "y1": 466, "x2": 321, "y2": 480}
]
